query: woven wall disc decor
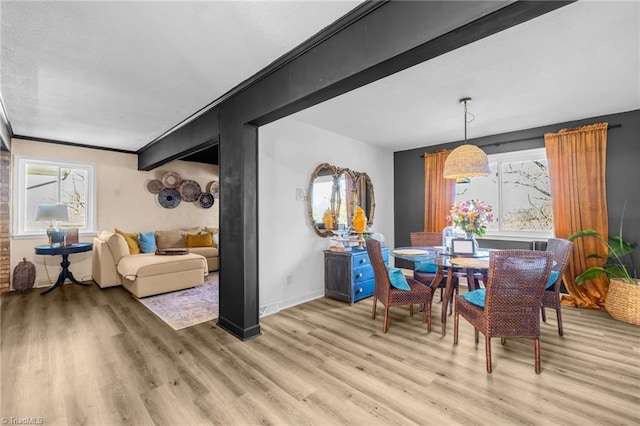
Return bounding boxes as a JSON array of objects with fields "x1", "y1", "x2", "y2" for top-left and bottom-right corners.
[
  {"x1": 146, "y1": 179, "x2": 163, "y2": 194},
  {"x1": 178, "y1": 180, "x2": 202, "y2": 202},
  {"x1": 158, "y1": 187, "x2": 181, "y2": 208},
  {"x1": 199, "y1": 192, "x2": 215, "y2": 209},
  {"x1": 207, "y1": 181, "x2": 219, "y2": 198},
  {"x1": 162, "y1": 171, "x2": 182, "y2": 188}
]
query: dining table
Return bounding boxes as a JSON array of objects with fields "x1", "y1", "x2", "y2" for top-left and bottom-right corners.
[{"x1": 391, "y1": 246, "x2": 491, "y2": 336}]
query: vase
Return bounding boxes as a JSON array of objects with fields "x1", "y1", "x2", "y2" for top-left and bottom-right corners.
[{"x1": 464, "y1": 231, "x2": 479, "y2": 253}]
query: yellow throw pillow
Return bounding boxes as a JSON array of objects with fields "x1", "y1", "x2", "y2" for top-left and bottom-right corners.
[
  {"x1": 115, "y1": 228, "x2": 140, "y2": 254},
  {"x1": 186, "y1": 232, "x2": 213, "y2": 248}
]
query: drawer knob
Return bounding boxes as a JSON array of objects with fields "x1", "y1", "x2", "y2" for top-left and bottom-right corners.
[
  {"x1": 357, "y1": 288, "x2": 363, "y2": 293},
  {"x1": 357, "y1": 272, "x2": 363, "y2": 278},
  {"x1": 360, "y1": 259, "x2": 367, "y2": 264}
]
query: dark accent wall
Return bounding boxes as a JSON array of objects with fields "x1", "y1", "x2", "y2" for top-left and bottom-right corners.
[{"x1": 394, "y1": 109, "x2": 640, "y2": 271}]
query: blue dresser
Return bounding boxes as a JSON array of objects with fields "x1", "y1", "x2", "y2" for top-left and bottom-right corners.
[{"x1": 324, "y1": 247, "x2": 389, "y2": 304}]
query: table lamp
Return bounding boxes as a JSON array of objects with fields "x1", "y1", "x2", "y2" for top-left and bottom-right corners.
[{"x1": 35, "y1": 204, "x2": 69, "y2": 245}]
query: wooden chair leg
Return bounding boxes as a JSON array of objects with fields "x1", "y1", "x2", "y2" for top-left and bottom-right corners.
[
  {"x1": 485, "y1": 337, "x2": 492, "y2": 373},
  {"x1": 556, "y1": 308, "x2": 564, "y2": 336},
  {"x1": 383, "y1": 306, "x2": 390, "y2": 333},
  {"x1": 474, "y1": 329, "x2": 479, "y2": 344},
  {"x1": 426, "y1": 302, "x2": 431, "y2": 332},
  {"x1": 541, "y1": 305, "x2": 547, "y2": 322},
  {"x1": 534, "y1": 338, "x2": 541, "y2": 374},
  {"x1": 453, "y1": 311, "x2": 459, "y2": 344},
  {"x1": 372, "y1": 296, "x2": 377, "y2": 319},
  {"x1": 409, "y1": 304, "x2": 414, "y2": 317}
]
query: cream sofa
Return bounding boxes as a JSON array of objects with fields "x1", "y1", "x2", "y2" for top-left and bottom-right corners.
[{"x1": 92, "y1": 227, "x2": 218, "y2": 298}]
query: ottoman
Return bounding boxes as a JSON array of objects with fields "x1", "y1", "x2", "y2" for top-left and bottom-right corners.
[{"x1": 117, "y1": 252, "x2": 207, "y2": 298}]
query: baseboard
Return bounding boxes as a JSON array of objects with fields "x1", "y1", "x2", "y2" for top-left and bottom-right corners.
[
  {"x1": 259, "y1": 289, "x2": 325, "y2": 318},
  {"x1": 217, "y1": 316, "x2": 261, "y2": 341}
]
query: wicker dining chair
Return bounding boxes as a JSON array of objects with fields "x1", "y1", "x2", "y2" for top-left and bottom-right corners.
[
  {"x1": 454, "y1": 250, "x2": 553, "y2": 373},
  {"x1": 541, "y1": 238, "x2": 574, "y2": 336},
  {"x1": 411, "y1": 232, "x2": 460, "y2": 305},
  {"x1": 366, "y1": 238, "x2": 433, "y2": 333}
]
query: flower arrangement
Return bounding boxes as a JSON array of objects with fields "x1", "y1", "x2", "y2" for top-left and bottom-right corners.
[{"x1": 445, "y1": 199, "x2": 494, "y2": 238}]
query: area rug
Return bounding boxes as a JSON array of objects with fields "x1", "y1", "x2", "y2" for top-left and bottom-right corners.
[{"x1": 137, "y1": 273, "x2": 219, "y2": 330}]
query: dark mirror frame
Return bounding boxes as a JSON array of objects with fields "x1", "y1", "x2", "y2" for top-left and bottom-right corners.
[{"x1": 307, "y1": 163, "x2": 375, "y2": 238}]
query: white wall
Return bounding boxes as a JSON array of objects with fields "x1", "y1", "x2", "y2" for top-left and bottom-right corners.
[
  {"x1": 10, "y1": 139, "x2": 218, "y2": 289},
  {"x1": 258, "y1": 117, "x2": 394, "y2": 316}
]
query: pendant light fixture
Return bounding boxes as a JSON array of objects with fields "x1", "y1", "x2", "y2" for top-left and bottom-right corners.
[{"x1": 443, "y1": 97, "x2": 490, "y2": 179}]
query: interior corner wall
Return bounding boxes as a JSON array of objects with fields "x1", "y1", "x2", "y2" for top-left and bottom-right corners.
[
  {"x1": 258, "y1": 117, "x2": 394, "y2": 315},
  {"x1": 9, "y1": 139, "x2": 219, "y2": 290},
  {"x1": 394, "y1": 109, "x2": 640, "y2": 269}
]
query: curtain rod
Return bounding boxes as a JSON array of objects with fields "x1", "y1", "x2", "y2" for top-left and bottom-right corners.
[{"x1": 419, "y1": 123, "x2": 621, "y2": 157}]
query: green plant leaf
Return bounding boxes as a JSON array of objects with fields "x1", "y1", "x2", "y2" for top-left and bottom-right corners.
[
  {"x1": 575, "y1": 267, "x2": 606, "y2": 284},
  {"x1": 608, "y1": 236, "x2": 637, "y2": 258},
  {"x1": 568, "y1": 229, "x2": 601, "y2": 241},
  {"x1": 604, "y1": 264, "x2": 630, "y2": 280}
]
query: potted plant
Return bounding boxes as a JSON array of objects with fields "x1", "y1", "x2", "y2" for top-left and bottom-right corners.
[{"x1": 568, "y1": 213, "x2": 639, "y2": 325}]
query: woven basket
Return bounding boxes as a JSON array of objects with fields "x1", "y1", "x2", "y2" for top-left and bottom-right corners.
[
  {"x1": 12, "y1": 258, "x2": 36, "y2": 291},
  {"x1": 605, "y1": 278, "x2": 640, "y2": 325}
]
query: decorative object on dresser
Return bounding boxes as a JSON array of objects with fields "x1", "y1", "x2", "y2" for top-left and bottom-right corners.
[{"x1": 324, "y1": 245, "x2": 389, "y2": 304}]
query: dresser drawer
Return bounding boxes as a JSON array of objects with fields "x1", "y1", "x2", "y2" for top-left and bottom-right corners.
[
  {"x1": 352, "y1": 265, "x2": 374, "y2": 283},
  {"x1": 353, "y1": 278, "x2": 375, "y2": 302}
]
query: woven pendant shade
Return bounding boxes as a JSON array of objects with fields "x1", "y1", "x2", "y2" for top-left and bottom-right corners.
[
  {"x1": 443, "y1": 97, "x2": 490, "y2": 179},
  {"x1": 443, "y1": 144, "x2": 490, "y2": 179}
]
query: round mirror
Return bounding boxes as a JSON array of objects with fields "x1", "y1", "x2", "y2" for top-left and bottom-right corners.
[{"x1": 307, "y1": 164, "x2": 375, "y2": 237}]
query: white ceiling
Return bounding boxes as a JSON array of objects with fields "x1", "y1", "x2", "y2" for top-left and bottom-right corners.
[
  {"x1": 1, "y1": 1, "x2": 639, "y2": 153},
  {"x1": 291, "y1": 0, "x2": 640, "y2": 150}
]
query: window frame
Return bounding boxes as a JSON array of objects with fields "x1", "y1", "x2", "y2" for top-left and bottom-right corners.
[
  {"x1": 13, "y1": 155, "x2": 97, "y2": 238},
  {"x1": 455, "y1": 147, "x2": 554, "y2": 241}
]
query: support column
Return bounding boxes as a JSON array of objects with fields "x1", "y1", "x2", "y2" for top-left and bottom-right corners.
[{"x1": 216, "y1": 121, "x2": 260, "y2": 340}]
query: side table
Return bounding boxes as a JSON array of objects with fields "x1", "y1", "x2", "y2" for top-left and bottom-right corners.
[{"x1": 34, "y1": 242, "x2": 93, "y2": 295}]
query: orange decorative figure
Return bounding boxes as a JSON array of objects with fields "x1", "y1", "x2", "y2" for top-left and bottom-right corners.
[
  {"x1": 353, "y1": 206, "x2": 367, "y2": 233},
  {"x1": 323, "y1": 208, "x2": 334, "y2": 231}
]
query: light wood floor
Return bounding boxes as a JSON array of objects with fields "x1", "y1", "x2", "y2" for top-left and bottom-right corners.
[{"x1": 1, "y1": 282, "x2": 639, "y2": 426}]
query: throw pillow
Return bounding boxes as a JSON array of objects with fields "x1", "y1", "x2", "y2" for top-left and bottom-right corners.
[
  {"x1": 545, "y1": 270, "x2": 561, "y2": 289},
  {"x1": 186, "y1": 232, "x2": 213, "y2": 248},
  {"x1": 105, "y1": 232, "x2": 130, "y2": 264},
  {"x1": 115, "y1": 228, "x2": 140, "y2": 254},
  {"x1": 155, "y1": 229, "x2": 185, "y2": 249},
  {"x1": 386, "y1": 266, "x2": 411, "y2": 291},
  {"x1": 463, "y1": 288, "x2": 486, "y2": 308},
  {"x1": 138, "y1": 231, "x2": 157, "y2": 253},
  {"x1": 414, "y1": 261, "x2": 437, "y2": 273},
  {"x1": 204, "y1": 227, "x2": 219, "y2": 248}
]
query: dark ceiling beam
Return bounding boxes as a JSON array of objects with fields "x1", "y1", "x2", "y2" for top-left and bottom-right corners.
[
  {"x1": 137, "y1": 106, "x2": 220, "y2": 171},
  {"x1": 139, "y1": 1, "x2": 574, "y2": 340}
]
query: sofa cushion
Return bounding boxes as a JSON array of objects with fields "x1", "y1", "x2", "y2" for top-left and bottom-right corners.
[
  {"x1": 117, "y1": 253, "x2": 206, "y2": 279},
  {"x1": 105, "y1": 232, "x2": 130, "y2": 264},
  {"x1": 189, "y1": 246, "x2": 218, "y2": 258},
  {"x1": 155, "y1": 227, "x2": 200, "y2": 249},
  {"x1": 186, "y1": 232, "x2": 213, "y2": 248},
  {"x1": 116, "y1": 228, "x2": 140, "y2": 254}
]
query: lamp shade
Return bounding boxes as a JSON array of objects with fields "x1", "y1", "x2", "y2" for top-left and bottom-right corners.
[
  {"x1": 443, "y1": 145, "x2": 491, "y2": 179},
  {"x1": 35, "y1": 204, "x2": 69, "y2": 222}
]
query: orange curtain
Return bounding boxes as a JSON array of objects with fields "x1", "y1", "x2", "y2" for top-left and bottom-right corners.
[
  {"x1": 424, "y1": 150, "x2": 456, "y2": 232},
  {"x1": 544, "y1": 123, "x2": 609, "y2": 308}
]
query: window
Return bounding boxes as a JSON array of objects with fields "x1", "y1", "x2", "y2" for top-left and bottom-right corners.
[
  {"x1": 14, "y1": 155, "x2": 96, "y2": 237},
  {"x1": 454, "y1": 148, "x2": 553, "y2": 239}
]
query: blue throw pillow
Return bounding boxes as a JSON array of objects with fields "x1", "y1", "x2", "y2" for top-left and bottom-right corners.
[
  {"x1": 414, "y1": 261, "x2": 437, "y2": 273},
  {"x1": 138, "y1": 231, "x2": 157, "y2": 253},
  {"x1": 386, "y1": 266, "x2": 411, "y2": 291},
  {"x1": 463, "y1": 288, "x2": 486, "y2": 307},
  {"x1": 545, "y1": 270, "x2": 561, "y2": 289}
]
